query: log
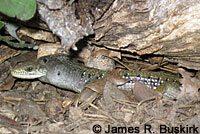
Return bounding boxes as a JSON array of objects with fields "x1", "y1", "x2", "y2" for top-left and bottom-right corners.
[
  {"x1": 37, "y1": 0, "x2": 200, "y2": 70},
  {"x1": 93, "y1": 0, "x2": 200, "y2": 70}
]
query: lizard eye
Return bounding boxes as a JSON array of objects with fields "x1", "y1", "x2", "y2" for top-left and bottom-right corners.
[
  {"x1": 43, "y1": 58, "x2": 48, "y2": 63},
  {"x1": 26, "y1": 67, "x2": 33, "y2": 72}
]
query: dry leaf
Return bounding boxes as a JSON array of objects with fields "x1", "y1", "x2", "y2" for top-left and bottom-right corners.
[
  {"x1": 132, "y1": 81, "x2": 161, "y2": 101},
  {"x1": 103, "y1": 80, "x2": 136, "y2": 108},
  {"x1": 0, "y1": 76, "x2": 15, "y2": 91},
  {"x1": 85, "y1": 48, "x2": 115, "y2": 71},
  {"x1": 18, "y1": 27, "x2": 57, "y2": 42},
  {"x1": 178, "y1": 68, "x2": 200, "y2": 98},
  {"x1": 37, "y1": 43, "x2": 62, "y2": 58},
  {"x1": 84, "y1": 78, "x2": 107, "y2": 94},
  {"x1": 109, "y1": 69, "x2": 130, "y2": 85},
  {"x1": 9, "y1": 51, "x2": 37, "y2": 67}
]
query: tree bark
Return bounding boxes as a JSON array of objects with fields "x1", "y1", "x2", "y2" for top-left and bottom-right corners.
[
  {"x1": 93, "y1": 0, "x2": 200, "y2": 70},
  {"x1": 37, "y1": 0, "x2": 200, "y2": 70}
]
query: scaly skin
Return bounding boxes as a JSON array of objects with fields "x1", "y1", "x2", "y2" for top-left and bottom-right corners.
[
  {"x1": 11, "y1": 62, "x2": 47, "y2": 79},
  {"x1": 11, "y1": 54, "x2": 180, "y2": 98}
]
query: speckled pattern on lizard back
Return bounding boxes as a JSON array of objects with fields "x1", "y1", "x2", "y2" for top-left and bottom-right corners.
[{"x1": 11, "y1": 54, "x2": 180, "y2": 98}]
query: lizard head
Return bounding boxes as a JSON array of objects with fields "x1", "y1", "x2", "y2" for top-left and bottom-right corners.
[{"x1": 11, "y1": 62, "x2": 47, "y2": 79}]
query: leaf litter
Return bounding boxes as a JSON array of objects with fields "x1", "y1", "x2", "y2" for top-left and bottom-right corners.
[
  {"x1": 1, "y1": 47, "x2": 200, "y2": 133},
  {"x1": 0, "y1": 29, "x2": 199, "y2": 133},
  {"x1": 0, "y1": 50, "x2": 199, "y2": 133}
]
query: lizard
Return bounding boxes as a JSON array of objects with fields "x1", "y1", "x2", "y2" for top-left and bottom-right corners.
[{"x1": 11, "y1": 53, "x2": 181, "y2": 98}]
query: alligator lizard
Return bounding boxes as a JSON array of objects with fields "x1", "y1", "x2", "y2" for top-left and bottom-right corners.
[{"x1": 11, "y1": 54, "x2": 180, "y2": 98}]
